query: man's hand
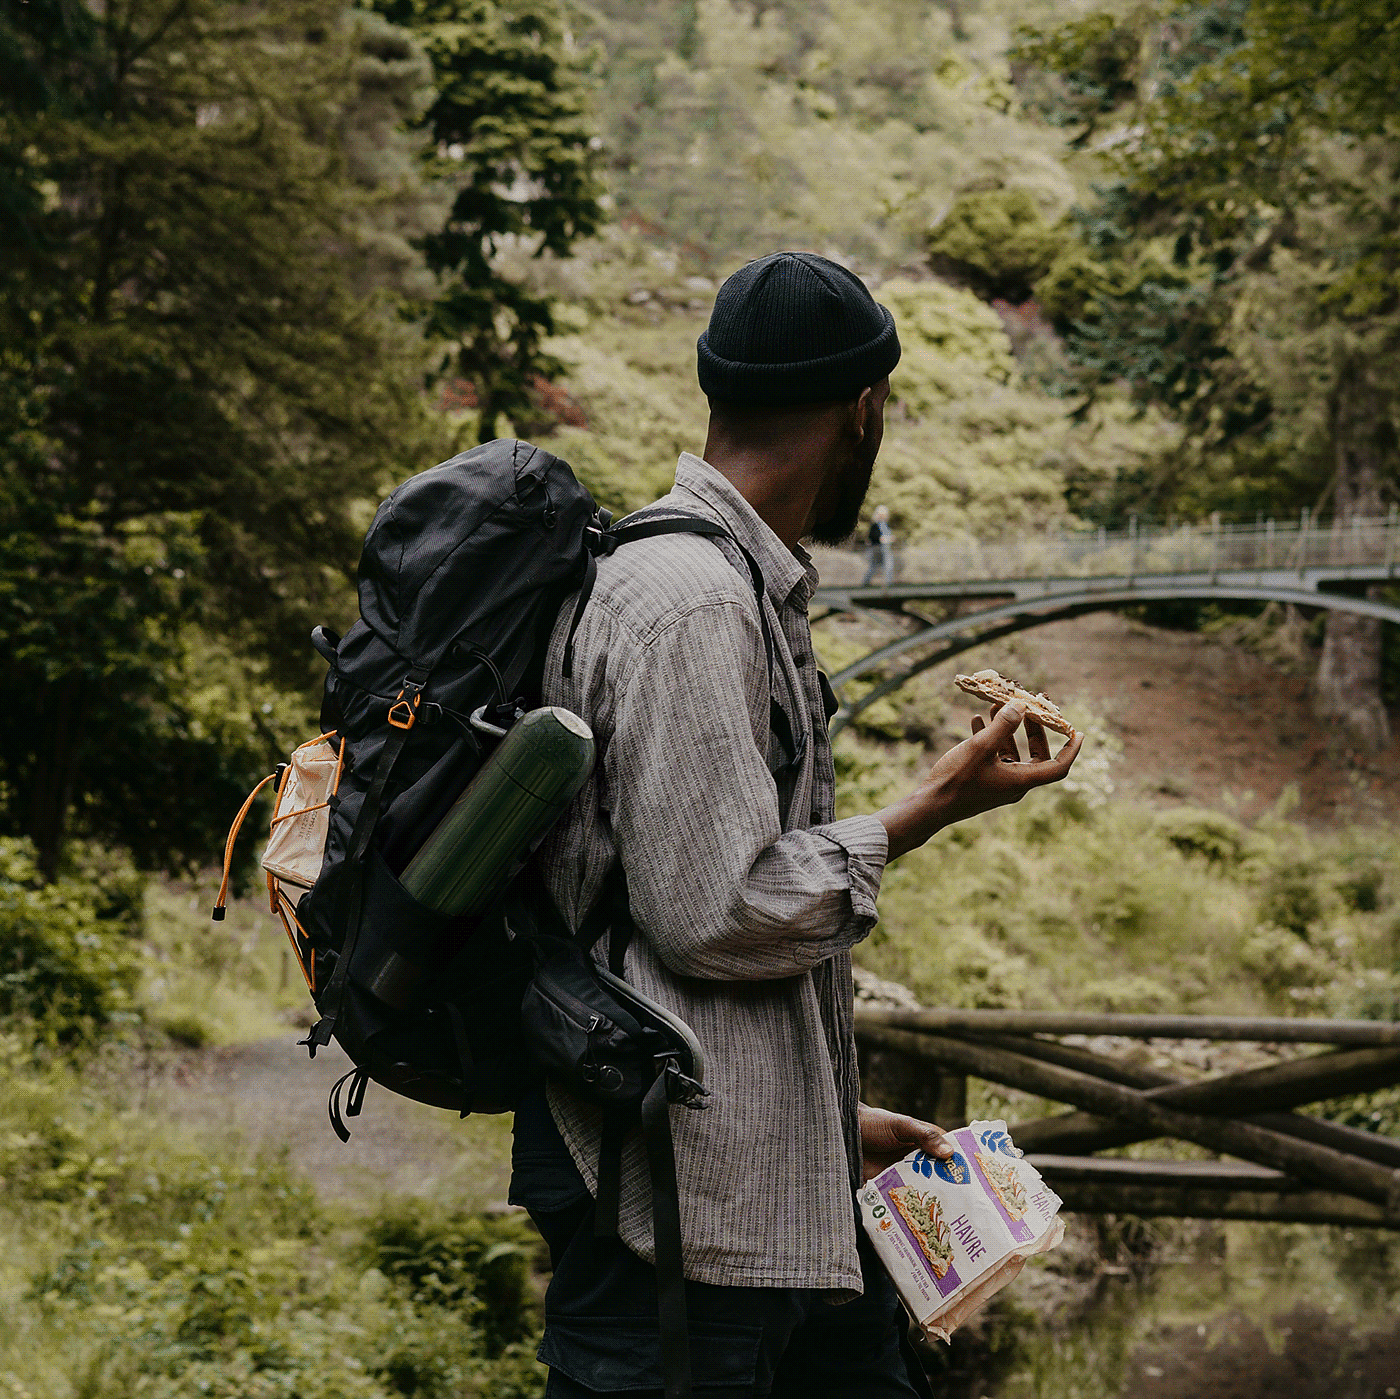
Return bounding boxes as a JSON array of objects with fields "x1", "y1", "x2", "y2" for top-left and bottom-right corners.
[
  {"x1": 859, "y1": 1103, "x2": 954, "y2": 1183},
  {"x1": 878, "y1": 703, "x2": 1084, "y2": 859}
]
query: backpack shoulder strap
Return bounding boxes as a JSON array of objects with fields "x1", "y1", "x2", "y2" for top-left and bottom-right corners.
[{"x1": 561, "y1": 510, "x2": 801, "y2": 768}]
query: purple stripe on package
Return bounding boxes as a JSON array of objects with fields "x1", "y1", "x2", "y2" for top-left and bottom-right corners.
[
  {"x1": 958, "y1": 1127, "x2": 1034, "y2": 1244},
  {"x1": 871, "y1": 1166, "x2": 964, "y2": 1299}
]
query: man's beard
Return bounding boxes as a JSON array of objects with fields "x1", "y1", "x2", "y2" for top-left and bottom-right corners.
[{"x1": 808, "y1": 445, "x2": 876, "y2": 546}]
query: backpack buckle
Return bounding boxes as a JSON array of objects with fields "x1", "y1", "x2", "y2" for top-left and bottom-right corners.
[
  {"x1": 387, "y1": 688, "x2": 421, "y2": 730},
  {"x1": 585, "y1": 525, "x2": 619, "y2": 558}
]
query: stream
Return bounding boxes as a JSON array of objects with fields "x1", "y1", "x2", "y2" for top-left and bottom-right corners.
[{"x1": 927, "y1": 1215, "x2": 1400, "y2": 1399}]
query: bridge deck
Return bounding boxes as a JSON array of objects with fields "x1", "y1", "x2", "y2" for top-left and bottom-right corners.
[
  {"x1": 810, "y1": 551, "x2": 1400, "y2": 731},
  {"x1": 813, "y1": 561, "x2": 1400, "y2": 611}
]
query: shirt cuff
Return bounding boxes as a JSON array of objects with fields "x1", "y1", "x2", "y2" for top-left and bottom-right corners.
[{"x1": 820, "y1": 813, "x2": 889, "y2": 926}]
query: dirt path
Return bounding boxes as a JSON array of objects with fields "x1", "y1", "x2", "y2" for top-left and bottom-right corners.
[{"x1": 146, "y1": 1034, "x2": 515, "y2": 1210}]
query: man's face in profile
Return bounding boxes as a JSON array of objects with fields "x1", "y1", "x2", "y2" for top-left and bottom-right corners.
[{"x1": 809, "y1": 378, "x2": 890, "y2": 546}]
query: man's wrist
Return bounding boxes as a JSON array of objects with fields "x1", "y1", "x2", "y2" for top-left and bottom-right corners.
[{"x1": 875, "y1": 785, "x2": 949, "y2": 861}]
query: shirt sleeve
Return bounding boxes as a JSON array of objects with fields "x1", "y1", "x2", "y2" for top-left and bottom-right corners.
[{"x1": 604, "y1": 596, "x2": 889, "y2": 981}]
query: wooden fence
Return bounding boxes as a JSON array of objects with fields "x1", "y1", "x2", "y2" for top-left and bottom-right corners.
[{"x1": 855, "y1": 1008, "x2": 1400, "y2": 1229}]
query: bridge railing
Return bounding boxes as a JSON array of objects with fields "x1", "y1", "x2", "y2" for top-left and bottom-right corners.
[
  {"x1": 855, "y1": 1007, "x2": 1400, "y2": 1228},
  {"x1": 816, "y1": 509, "x2": 1400, "y2": 588}
]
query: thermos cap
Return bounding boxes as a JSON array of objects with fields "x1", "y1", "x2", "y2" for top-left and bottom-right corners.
[{"x1": 548, "y1": 707, "x2": 592, "y2": 740}]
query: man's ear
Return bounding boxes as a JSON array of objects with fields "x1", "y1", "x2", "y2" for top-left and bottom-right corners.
[{"x1": 851, "y1": 385, "x2": 876, "y2": 443}]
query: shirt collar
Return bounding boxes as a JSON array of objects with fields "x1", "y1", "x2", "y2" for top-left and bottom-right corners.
[{"x1": 671, "y1": 453, "x2": 817, "y2": 610}]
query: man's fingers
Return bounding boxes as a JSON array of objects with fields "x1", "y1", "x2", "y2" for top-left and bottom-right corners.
[
  {"x1": 893, "y1": 1115, "x2": 954, "y2": 1159},
  {"x1": 1006, "y1": 728, "x2": 1085, "y2": 787},
  {"x1": 970, "y1": 714, "x2": 985, "y2": 737},
  {"x1": 1055, "y1": 728, "x2": 1085, "y2": 771},
  {"x1": 989, "y1": 703, "x2": 1023, "y2": 762},
  {"x1": 1025, "y1": 716, "x2": 1050, "y2": 763}
]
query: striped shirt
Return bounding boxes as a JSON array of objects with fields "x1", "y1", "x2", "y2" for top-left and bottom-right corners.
[{"x1": 535, "y1": 452, "x2": 889, "y2": 1294}]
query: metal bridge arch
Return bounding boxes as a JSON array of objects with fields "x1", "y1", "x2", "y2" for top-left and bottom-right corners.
[{"x1": 818, "y1": 580, "x2": 1400, "y2": 736}]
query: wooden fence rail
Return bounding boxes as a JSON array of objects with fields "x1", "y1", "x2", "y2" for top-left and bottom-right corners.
[{"x1": 854, "y1": 1008, "x2": 1400, "y2": 1230}]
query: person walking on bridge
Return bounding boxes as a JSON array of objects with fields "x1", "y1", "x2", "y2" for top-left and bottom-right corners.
[
  {"x1": 862, "y1": 504, "x2": 894, "y2": 587},
  {"x1": 510, "y1": 249, "x2": 1084, "y2": 1399}
]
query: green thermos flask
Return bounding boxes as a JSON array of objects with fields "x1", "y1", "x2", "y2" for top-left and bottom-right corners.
[
  {"x1": 401, "y1": 705, "x2": 595, "y2": 916},
  {"x1": 365, "y1": 707, "x2": 594, "y2": 1011}
]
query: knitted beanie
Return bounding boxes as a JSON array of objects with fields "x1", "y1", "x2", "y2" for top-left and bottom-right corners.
[{"x1": 697, "y1": 251, "x2": 901, "y2": 407}]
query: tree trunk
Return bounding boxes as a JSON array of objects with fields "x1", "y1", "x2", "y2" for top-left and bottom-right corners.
[
  {"x1": 1315, "y1": 364, "x2": 1393, "y2": 751},
  {"x1": 28, "y1": 675, "x2": 87, "y2": 883}
]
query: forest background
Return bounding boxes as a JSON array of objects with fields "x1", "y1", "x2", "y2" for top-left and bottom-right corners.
[{"x1": 2, "y1": 1, "x2": 1400, "y2": 1396}]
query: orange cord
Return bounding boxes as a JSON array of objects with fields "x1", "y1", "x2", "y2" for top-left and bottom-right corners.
[
  {"x1": 274, "y1": 890, "x2": 316, "y2": 992},
  {"x1": 213, "y1": 773, "x2": 278, "y2": 918}
]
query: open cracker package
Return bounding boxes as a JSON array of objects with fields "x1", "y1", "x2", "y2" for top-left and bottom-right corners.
[{"x1": 858, "y1": 1121, "x2": 1064, "y2": 1343}]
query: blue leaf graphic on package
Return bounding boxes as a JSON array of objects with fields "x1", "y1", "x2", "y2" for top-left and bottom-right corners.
[{"x1": 978, "y1": 1128, "x2": 1023, "y2": 1159}]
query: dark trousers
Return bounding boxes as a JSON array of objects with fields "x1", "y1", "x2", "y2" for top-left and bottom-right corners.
[
  {"x1": 527, "y1": 1193, "x2": 933, "y2": 1398},
  {"x1": 511, "y1": 1088, "x2": 934, "y2": 1397}
]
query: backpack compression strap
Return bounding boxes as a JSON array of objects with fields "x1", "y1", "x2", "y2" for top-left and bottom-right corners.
[
  {"x1": 301, "y1": 665, "x2": 431, "y2": 1055},
  {"x1": 577, "y1": 865, "x2": 697, "y2": 1399}
]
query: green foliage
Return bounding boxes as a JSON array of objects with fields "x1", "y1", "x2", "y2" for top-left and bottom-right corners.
[
  {"x1": 837, "y1": 729, "x2": 1400, "y2": 1020},
  {"x1": 572, "y1": 0, "x2": 1076, "y2": 266},
  {"x1": 0, "y1": 838, "x2": 142, "y2": 1045},
  {"x1": 358, "y1": 1201, "x2": 542, "y2": 1354},
  {"x1": 863, "y1": 279, "x2": 1175, "y2": 539},
  {"x1": 927, "y1": 190, "x2": 1074, "y2": 303},
  {"x1": 0, "y1": 0, "x2": 448, "y2": 878},
  {"x1": 1153, "y1": 807, "x2": 1248, "y2": 866},
  {"x1": 1015, "y1": 0, "x2": 1400, "y2": 524},
  {"x1": 371, "y1": 0, "x2": 605, "y2": 441},
  {"x1": 1011, "y1": 10, "x2": 1146, "y2": 137},
  {"x1": 0, "y1": 1047, "x2": 546, "y2": 1399}
]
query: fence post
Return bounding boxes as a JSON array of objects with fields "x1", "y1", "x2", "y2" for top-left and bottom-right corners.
[
  {"x1": 1210, "y1": 511, "x2": 1221, "y2": 583},
  {"x1": 1266, "y1": 517, "x2": 1275, "y2": 570},
  {"x1": 1387, "y1": 504, "x2": 1398, "y2": 576},
  {"x1": 1129, "y1": 514, "x2": 1138, "y2": 580},
  {"x1": 1299, "y1": 507, "x2": 1310, "y2": 578}
]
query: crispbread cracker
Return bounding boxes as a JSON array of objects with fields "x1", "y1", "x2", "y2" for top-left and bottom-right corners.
[{"x1": 953, "y1": 669, "x2": 1075, "y2": 738}]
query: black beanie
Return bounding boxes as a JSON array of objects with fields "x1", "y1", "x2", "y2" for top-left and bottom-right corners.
[{"x1": 697, "y1": 251, "x2": 901, "y2": 407}]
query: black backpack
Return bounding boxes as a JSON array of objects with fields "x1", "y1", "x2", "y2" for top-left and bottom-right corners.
[{"x1": 221, "y1": 438, "x2": 798, "y2": 1399}]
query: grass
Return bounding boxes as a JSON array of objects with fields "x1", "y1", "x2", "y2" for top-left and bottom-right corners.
[
  {"x1": 140, "y1": 874, "x2": 312, "y2": 1049},
  {"x1": 835, "y1": 728, "x2": 1400, "y2": 1027},
  {"x1": 0, "y1": 1038, "x2": 546, "y2": 1399}
]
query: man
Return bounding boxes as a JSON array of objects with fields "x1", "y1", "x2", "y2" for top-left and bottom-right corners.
[
  {"x1": 861, "y1": 505, "x2": 894, "y2": 587},
  {"x1": 511, "y1": 251, "x2": 1083, "y2": 1397}
]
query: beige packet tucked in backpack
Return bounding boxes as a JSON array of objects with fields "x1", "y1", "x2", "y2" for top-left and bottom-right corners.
[{"x1": 261, "y1": 736, "x2": 344, "y2": 903}]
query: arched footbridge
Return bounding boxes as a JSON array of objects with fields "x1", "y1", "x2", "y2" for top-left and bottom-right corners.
[{"x1": 812, "y1": 511, "x2": 1400, "y2": 735}]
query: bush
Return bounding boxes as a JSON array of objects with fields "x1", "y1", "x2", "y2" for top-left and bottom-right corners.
[
  {"x1": 1154, "y1": 808, "x2": 1248, "y2": 866},
  {"x1": 0, "y1": 838, "x2": 143, "y2": 1045},
  {"x1": 927, "y1": 189, "x2": 1073, "y2": 303},
  {"x1": 358, "y1": 1201, "x2": 543, "y2": 1356},
  {"x1": 1259, "y1": 862, "x2": 1329, "y2": 937},
  {"x1": 5, "y1": 1048, "x2": 546, "y2": 1399}
]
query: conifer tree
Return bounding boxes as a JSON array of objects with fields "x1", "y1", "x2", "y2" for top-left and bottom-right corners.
[
  {"x1": 0, "y1": 0, "x2": 441, "y2": 877},
  {"x1": 369, "y1": 0, "x2": 604, "y2": 441}
]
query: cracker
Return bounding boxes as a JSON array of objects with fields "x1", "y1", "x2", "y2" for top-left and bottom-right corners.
[{"x1": 953, "y1": 669, "x2": 1075, "y2": 738}]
